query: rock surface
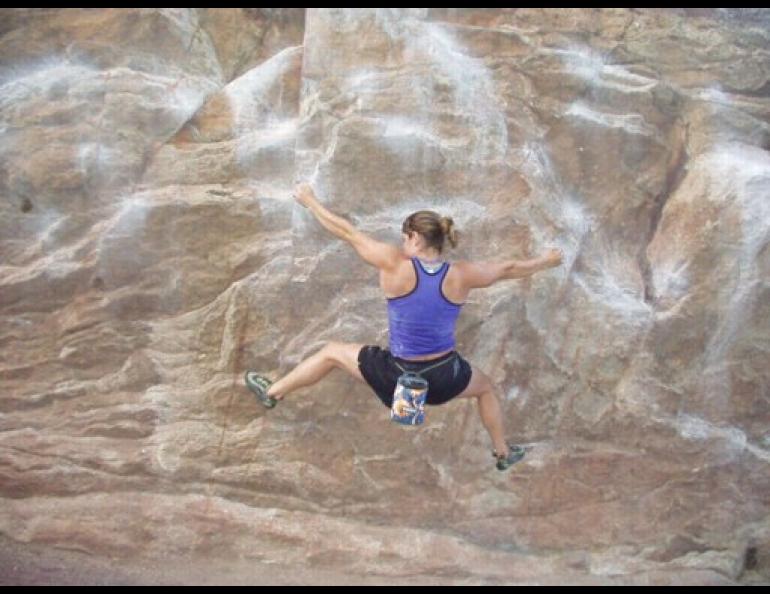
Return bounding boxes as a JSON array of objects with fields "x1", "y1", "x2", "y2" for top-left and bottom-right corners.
[{"x1": 1, "y1": 8, "x2": 769, "y2": 584}]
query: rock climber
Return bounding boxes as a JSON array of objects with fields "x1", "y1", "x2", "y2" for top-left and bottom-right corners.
[{"x1": 246, "y1": 182, "x2": 563, "y2": 471}]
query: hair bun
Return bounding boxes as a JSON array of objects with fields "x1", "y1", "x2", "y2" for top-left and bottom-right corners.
[{"x1": 441, "y1": 216, "x2": 458, "y2": 249}]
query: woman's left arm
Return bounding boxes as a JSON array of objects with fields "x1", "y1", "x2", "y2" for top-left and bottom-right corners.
[
  {"x1": 295, "y1": 183, "x2": 355, "y2": 241},
  {"x1": 294, "y1": 183, "x2": 401, "y2": 270}
]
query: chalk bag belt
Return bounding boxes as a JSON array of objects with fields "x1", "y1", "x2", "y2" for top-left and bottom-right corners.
[{"x1": 393, "y1": 352, "x2": 457, "y2": 377}]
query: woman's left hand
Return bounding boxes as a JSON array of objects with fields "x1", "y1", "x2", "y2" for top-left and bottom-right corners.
[{"x1": 294, "y1": 183, "x2": 318, "y2": 209}]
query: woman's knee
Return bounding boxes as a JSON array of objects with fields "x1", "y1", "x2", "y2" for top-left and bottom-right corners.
[
  {"x1": 321, "y1": 341, "x2": 368, "y2": 383},
  {"x1": 320, "y1": 341, "x2": 358, "y2": 368},
  {"x1": 321, "y1": 341, "x2": 346, "y2": 360}
]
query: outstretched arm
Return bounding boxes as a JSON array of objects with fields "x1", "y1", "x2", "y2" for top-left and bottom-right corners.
[
  {"x1": 458, "y1": 249, "x2": 563, "y2": 289},
  {"x1": 294, "y1": 183, "x2": 401, "y2": 271},
  {"x1": 295, "y1": 182, "x2": 355, "y2": 242},
  {"x1": 506, "y1": 249, "x2": 563, "y2": 279}
]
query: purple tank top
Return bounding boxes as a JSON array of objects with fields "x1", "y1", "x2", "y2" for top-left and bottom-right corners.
[{"x1": 386, "y1": 257, "x2": 463, "y2": 358}]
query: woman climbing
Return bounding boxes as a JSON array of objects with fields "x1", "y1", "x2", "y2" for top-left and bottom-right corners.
[{"x1": 245, "y1": 183, "x2": 563, "y2": 471}]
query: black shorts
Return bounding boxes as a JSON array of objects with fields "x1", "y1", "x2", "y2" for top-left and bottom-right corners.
[{"x1": 357, "y1": 345, "x2": 473, "y2": 408}]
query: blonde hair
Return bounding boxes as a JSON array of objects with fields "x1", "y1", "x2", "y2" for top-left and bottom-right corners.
[{"x1": 402, "y1": 210, "x2": 459, "y2": 254}]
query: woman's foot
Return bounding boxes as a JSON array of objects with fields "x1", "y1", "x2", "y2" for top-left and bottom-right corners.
[
  {"x1": 493, "y1": 443, "x2": 526, "y2": 471},
  {"x1": 245, "y1": 372, "x2": 278, "y2": 408}
]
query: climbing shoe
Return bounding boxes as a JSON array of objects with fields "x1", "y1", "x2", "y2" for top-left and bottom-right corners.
[
  {"x1": 244, "y1": 371, "x2": 277, "y2": 409},
  {"x1": 493, "y1": 443, "x2": 526, "y2": 471}
]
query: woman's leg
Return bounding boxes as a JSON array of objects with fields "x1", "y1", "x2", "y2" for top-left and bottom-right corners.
[
  {"x1": 457, "y1": 363, "x2": 510, "y2": 457},
  {"x1": 266, "y1": 341, "x2": 367, "y2": 400}
]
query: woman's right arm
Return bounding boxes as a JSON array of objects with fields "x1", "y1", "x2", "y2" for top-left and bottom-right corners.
[
  {"x1": 458, "y1": 249, "x2": 563, "y2": 289},
  {"x1": 506, "y1": 248, "x2": 563, "y2": 279}
]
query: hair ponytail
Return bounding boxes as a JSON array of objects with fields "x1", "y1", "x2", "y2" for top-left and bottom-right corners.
[
  {"x1": 402, "y1": 210, "x2": 460, "y2": 254},
  {"x1": 440, "y1": 216, "x2": 459, "y2": 249}
]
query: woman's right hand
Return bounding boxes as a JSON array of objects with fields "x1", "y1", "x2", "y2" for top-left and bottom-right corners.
[{"x1": 294, "y1": 182, "x2": 318, "y2": 209}]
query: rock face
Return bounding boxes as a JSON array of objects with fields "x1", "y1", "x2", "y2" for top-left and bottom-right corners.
[{"x1": 1, "y1": 8, "x2": 769, "y2": 584}]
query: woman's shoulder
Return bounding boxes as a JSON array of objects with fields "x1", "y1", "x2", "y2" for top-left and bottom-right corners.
[{"x1": 452, "y1": 259, "x2": 509, "y2": 289}]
